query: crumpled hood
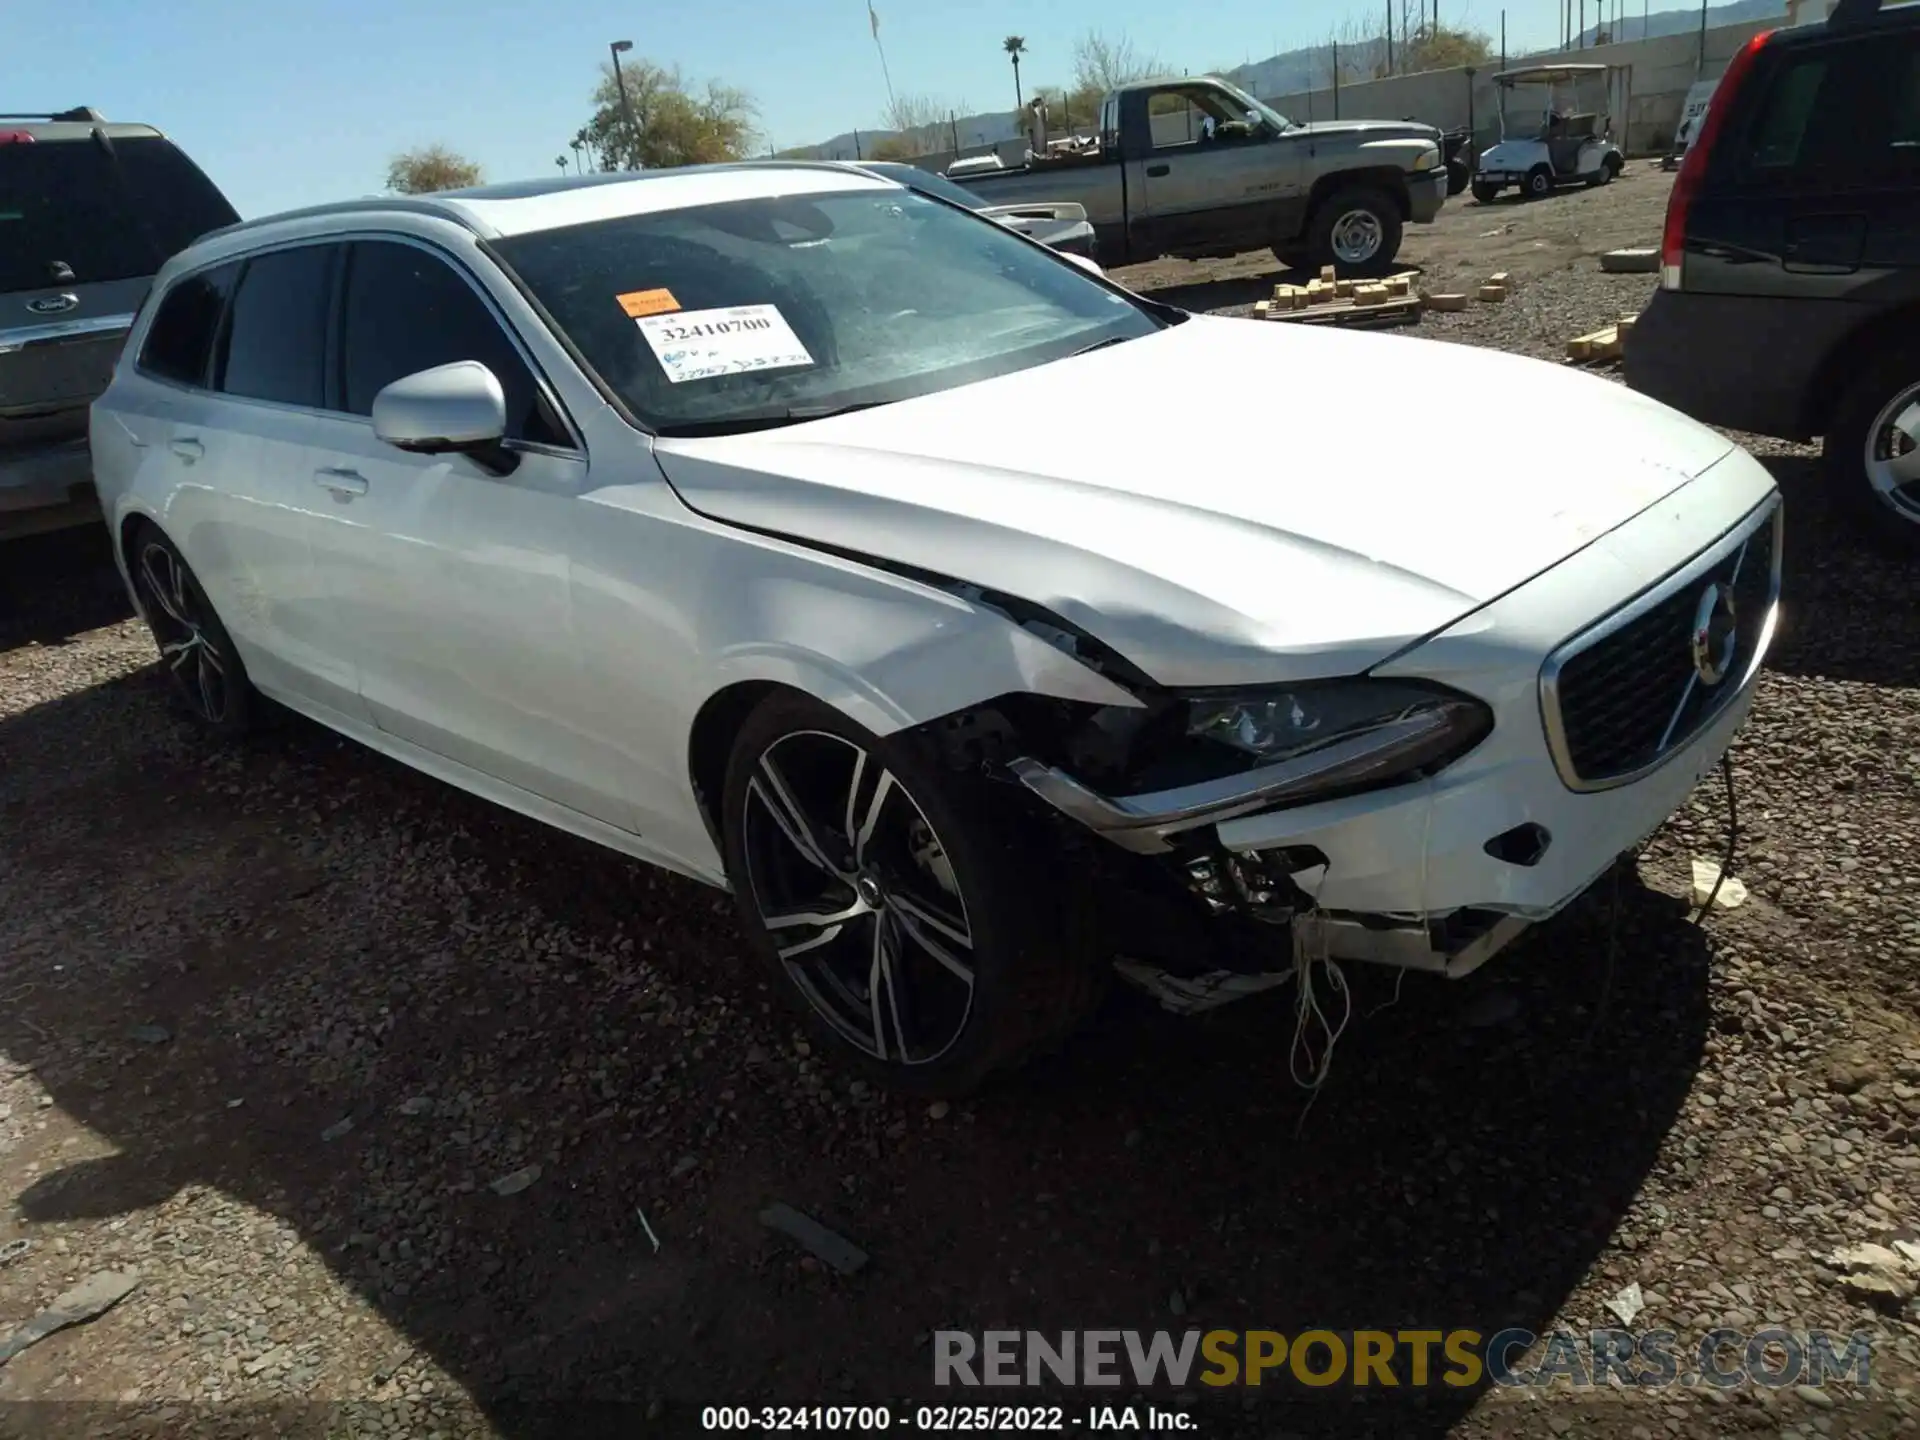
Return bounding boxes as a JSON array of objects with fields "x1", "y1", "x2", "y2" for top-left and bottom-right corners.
[{"x1": 651, "y1": 315, "x2": 1736, "y2": 687}]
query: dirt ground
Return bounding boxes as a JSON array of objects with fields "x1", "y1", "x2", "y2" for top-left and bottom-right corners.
[
  {"x1": 4, "y1": 174, "x2": 1920, "y2": 1440},
  {"x1": 1112, "y1": 161, "x2": 1676, "y2": 324}
]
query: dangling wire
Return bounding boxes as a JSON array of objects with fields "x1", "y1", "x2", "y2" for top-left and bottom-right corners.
[
  {"x1": 1691, "y1": 753, "x2": 1740, "y2": 926},
  {"x1": 1289, "y1": 915, "x2": 1352, "y2": 1136}
]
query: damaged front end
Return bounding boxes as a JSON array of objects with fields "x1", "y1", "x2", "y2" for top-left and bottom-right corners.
[{"x1": 903, "y1": 589, "x2": 1514, "y2": 1010}]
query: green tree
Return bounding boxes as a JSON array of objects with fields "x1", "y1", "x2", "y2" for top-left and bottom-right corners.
[
  {"x1": 867, "y1": 134, "x2": 919, "y2": 161},
  {"x1": 1004, "y1": 35, "x2": 1026, "y2": 110},
  {"x1": 1403, "y1": 24, "x2": 1494, "y2": 73},
  {"x1": 575, "y1": 57, "x2": 757, "y2": 171},
  {"x1": 385, "y1": 145, "x2": 482, "y2": 194}
]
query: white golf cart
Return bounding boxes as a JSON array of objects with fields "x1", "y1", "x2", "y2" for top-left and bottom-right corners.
[{"x1": 1472, "y1": 63, "x2": 1627, "y2": 203}]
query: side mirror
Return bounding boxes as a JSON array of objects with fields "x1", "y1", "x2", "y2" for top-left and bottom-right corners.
[
  {"x1": 371, "y1": 361, "x2": 517, "y2": 475},
  {"x1": 1062, "y1": 251, "x2": 1106, "y2": 278}
]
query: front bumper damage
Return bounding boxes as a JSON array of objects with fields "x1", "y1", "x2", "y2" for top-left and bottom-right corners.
[{"x1": 1008, "y1": 463, "x2": 1782, "y2": 989}]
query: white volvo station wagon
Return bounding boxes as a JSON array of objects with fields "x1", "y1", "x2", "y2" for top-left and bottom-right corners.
[{"x1": 91, "y1": 163, "x2": 1781, "y2": 1094}]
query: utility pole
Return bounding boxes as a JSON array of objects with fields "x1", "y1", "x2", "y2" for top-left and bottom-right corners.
[
  {"x1": 1387, "y1": 0, "x2": 1394, "y2": 74},
  {"x1": 608, "y1": 40, "x2": 639, "y2": 169},
  {"x1": 1697, "y1": 0, "x2": 1710, "y2": 76}
]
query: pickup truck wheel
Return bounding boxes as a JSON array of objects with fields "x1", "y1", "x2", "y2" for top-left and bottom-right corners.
[
  {"x1": 720, "y1": 690, "x2": 1102, "y2": 1096},
  {"x1": 1471, "y1": 181, "x2": 1501, "y2": 204},
  {"x1": 1308, "y1": 187, "x2": 1402, "y2": 276},
  {"x1": 1446, "y1": 159, "x2": 1470, "y2": 196},
  {"x1": 1827, "y1": 350, "x2": 1920, "y2": 553}
]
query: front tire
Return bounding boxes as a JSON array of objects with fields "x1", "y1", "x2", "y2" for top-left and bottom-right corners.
[
  {"x1": 1471, "y1": 181, "x2": 1501, "y2": 205},
  {"x1": 1825, "y1": 347, "x2": 1920, "y2": 553},
  {"x1": 1446, "y1": 159, "x2": 1470, "y2": 196},
  {"x1": 1305, "y1": 186, "x2": 1403, "y2": 276},
  {"x1": 719, "y1": 691, "x2": 1100, "y2": 1096},
  {"x1": 1524, "y1": 166, "x2": 1555, "y2": 200},
  {"x1": 127, "y1": 522, "x2": 256, "y2": 736}
]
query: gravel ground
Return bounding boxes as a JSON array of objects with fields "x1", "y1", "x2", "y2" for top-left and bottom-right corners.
[{"x1": 3, "y1": 174, "x2": 1919, "y2": 1439}]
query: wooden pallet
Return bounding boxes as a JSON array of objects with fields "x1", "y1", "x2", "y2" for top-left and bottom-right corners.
[
  {"x1": 1256, "y1": 293, "x2": 1424, "y2": 330},
  {"x1": 1255, "y1": 271, "x2": 1423, "y2": 330}
]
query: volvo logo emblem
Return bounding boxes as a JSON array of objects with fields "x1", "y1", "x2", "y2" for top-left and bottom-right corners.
[
  {"x1": 26, "y1": 293, "x2": 79, "y2": 316},
  {"x1": 1689, "y1": 581, "x2": 1739, "y2": 687}
]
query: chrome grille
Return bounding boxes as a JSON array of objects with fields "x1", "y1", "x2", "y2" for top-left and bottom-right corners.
[{"x1": 1542, "y1": 499, "x2": 1781, "y2": 791}]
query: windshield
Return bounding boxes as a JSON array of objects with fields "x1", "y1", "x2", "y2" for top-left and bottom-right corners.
[
  {"x1": 493, "y1": 186, "x2": 1162, "y2": 435},
  {"x1": 857, "y1": 162, "x2": 986, "y2": 212}
]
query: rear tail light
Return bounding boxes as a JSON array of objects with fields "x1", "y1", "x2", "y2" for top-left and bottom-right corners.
[
  {"x1": 0, "y1": 130, "x2": 35, "y2": 145},
  {"x1": 1662, "y1": 29, "x2": 1775, "y2": 290}
]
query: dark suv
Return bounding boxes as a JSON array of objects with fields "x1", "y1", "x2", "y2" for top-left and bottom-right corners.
[
  {"x1": 1, "y1": 109, "x2": 238, "y2": 540},
  {"x1": 1626, "y1": 0, "x2": 1920, "y2": 549}
]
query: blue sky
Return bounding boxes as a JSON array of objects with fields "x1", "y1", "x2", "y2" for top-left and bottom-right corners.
[{"x1": 12, "y1": 1, "x2": 1567, "y2": 218}]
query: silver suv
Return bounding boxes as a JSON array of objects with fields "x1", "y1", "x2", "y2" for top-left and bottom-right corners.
[{"x1": 1, "y1": 108, "x2": 237, "y2": 540}]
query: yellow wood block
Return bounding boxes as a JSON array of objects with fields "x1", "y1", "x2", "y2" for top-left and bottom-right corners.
[
  {"x1": 1477, "y1": 283, "x2": 1507, "y2": 303},
  {"x1": 1423, "y1": 292, "x2": 1470, "y2": 312},
  {"x1": 1320, "y1": 264, "x2": 1338, "y2": 283}
]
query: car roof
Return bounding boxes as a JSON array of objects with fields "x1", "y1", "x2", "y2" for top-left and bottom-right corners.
[{"x1": 199, "y1": 162, "x2": 902, "y2": 250}]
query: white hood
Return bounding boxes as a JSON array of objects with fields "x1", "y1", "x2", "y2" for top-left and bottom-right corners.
[{"x1": 652, "y1": 315, "x2": 1735, "y2": 687}]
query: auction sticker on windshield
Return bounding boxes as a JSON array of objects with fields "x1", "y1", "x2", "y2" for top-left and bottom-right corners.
[{"x1": 636, "y1": 304, "x2": 814, "y2": 384}]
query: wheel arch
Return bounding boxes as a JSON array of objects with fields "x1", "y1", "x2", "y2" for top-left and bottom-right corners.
[
  {"x1": 1305, "y1": 167, "x2": 1412, "y2": 223},
  {"x1": 684, "y1": 670, "x2": 911, "y2": 856},
  {"x1": 113, "y1": 506, "x2": 168, "y2": 617},
  {"x1": 1804, "y1": 303, "x2": 1920, "y2": 438}
]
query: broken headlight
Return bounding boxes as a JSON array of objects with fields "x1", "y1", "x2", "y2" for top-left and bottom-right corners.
[{"x1": 1132, "y1": 680, "x2": 1492, "y2": 792}]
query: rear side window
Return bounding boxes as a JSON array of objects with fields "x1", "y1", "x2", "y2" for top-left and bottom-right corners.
[
  {"x1": 1741, "y1": 56, "x2": 1832, "y2": 172},
  {"x1": 338, "y1": 240, "x2": 567, "y2": 444},
  {"x1": 217, "y1": 245, "x2": 337, "y2": 408},
  {"x1": 0, "y1": 135, "x2": 239, "y2": 293},
  {"x1": 1733, "y1": 37, "x2": 1920, "y2": 185},
  {"x1": 139, "y1": 262, "x2": 239, "y2": 387}
]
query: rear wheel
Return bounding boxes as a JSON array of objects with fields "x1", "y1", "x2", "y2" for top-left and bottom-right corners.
[
  {"x1": 127, "y1": 523, "x2": 256, "y2": 736},
  {"x1": 1445, "y1": 159, "x2": 1470, "y2": 196},
  {"x1": 1471, "y1": 181, "x2": 1501, "y2": 205},
  {"x1": 1524, "y1": 166, "x2": 1554, "y2": 199},
  {"x1": 1825, "y1": 347, "x2": 1920, "y2": 553},
  {"x1": 719, "y1": 691, "x2": 1101, "y2": 1096},
  {"x1": 1305, "y1": 186, "x2": 1403, "y2": 276}
]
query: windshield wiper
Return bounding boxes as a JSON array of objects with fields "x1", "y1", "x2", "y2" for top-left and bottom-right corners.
[
  {"x1": 1069, "y1": 335, "x2": 1134, "y2": 358},
  {"x1": 653, "y1": 400, "x2": 894, "y2": 439}
]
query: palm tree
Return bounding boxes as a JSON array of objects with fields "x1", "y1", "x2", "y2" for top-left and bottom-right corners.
[{"x1": 1003, "y1": 35, "x2": 1026, "y2": 111}]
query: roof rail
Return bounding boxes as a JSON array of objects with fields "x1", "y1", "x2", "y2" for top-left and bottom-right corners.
[{"x1": 0, "y1": 106, "x2": 107, "y2": 122}]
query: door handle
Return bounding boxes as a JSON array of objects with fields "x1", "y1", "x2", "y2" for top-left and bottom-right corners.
[
  {"x1": 168, "y1": 438, "x2": 203, "y2": 463},
  {"x1": 1145, "y1": 162, "x2": 1170, "y2": 177},
  {"x1": 313, "y1": 467, "x2": 369, "y2": 497}
]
